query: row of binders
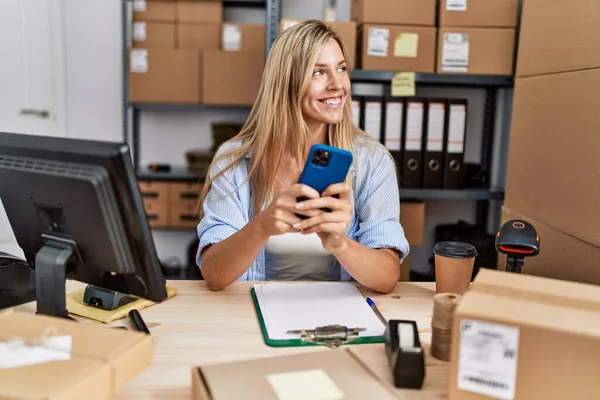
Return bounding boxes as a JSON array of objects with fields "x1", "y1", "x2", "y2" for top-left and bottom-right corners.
[{"x1": 352, "y1": 97, "x2": 468, "y2": 189}]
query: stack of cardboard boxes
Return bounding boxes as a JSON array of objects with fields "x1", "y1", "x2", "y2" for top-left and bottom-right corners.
[
  {"x1": 351, "y1": 0, "x2": 517, "y2": 75},
  {"x1": 352, "y1": 0, "x2": 437, "y2": 72},
  {"x1": 437, "y1": 0, "x2": 517, "y2": 75},
  {"x1": 129, "y1": 0, "x2": 265, "y2": 106},
  {"x1": 502, "y1": 0, "x2": 600, "y2": 285}
]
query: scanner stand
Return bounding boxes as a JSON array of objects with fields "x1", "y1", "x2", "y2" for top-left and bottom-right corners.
[
  {"x1": 35, "y1": 234, "x2": 82, "y2": 319},
  {"x1": 384, "y1": 320, "x2": 425, "y2": 389},
  {"x1": 505, "y1": 255, "x2": 524, "y2": 274},
  {"x1": 83, "y1": 285, "x2": 135, "y2": 310}
]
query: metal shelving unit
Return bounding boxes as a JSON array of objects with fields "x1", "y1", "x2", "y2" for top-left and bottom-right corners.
[
  {"x1": 122, "y1": 0, "x2": 280, "y2": 171},
  {"x1": 122, "y1": 0, "x2": 515, "y2": 233}
]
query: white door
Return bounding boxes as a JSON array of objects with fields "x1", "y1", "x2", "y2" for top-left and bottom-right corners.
[{"x1": 0, "y1": 0, "x2": 66, "y2": 257}]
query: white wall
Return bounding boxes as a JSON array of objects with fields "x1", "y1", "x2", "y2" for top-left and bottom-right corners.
[
  {"x1": 60, "y1": 0, "x2": 511, "y2": 276},
  {"x1": 62, "y1": 0, "x2": 123, "y2": 142}
]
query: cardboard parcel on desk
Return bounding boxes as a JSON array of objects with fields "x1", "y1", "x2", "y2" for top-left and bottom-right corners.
[
  {"x1": 0, "y1": 309, "x2": 152, "y2": 400},
  {"x1": 192, "y1": 348, "x2": 398, "y2": 400},
  {"x1": 448, "y1": 268, "x2": 600, "y2": 400}
]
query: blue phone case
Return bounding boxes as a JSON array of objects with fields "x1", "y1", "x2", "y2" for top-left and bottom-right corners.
[{"x1": 296, "y1": 144, "x2": 353, "y2": 218}]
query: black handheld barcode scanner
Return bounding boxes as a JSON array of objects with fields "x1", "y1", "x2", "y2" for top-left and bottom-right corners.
[{"x1": 495, "y1": 219, "x2": 540, "y2": 273}]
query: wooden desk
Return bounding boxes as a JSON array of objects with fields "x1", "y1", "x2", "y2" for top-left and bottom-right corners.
[{"x1": 21, "y1": 280, "x2": 449, "y2": 400}]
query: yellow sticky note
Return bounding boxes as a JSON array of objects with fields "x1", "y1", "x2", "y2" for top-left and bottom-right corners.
[
  {"x1": 394, "y1": 33, "x2": 419, "y2": 57},
  {"x1": 391, "y1": 72, "x2": 416, "y2": 97},
  {"x1": 266, "y1": 369, "x2": 344, "y2": 400}
]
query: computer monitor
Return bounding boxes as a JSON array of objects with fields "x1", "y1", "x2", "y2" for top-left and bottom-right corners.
[{"x1": 0, "y1": 132, "x2": 168, "y2": 318}]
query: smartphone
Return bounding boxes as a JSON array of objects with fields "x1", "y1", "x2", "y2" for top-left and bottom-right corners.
[{"x1": 296, "y1": 144, "x2": 353, "y2": 219}]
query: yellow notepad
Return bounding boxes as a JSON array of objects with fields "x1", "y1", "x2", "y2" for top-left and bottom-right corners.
[{"x1": 66, "y1": 286, "x2": 178, "y2": 323}]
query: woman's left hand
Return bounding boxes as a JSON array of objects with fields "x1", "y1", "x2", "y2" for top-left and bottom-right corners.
[{"x1": 293, "y1": 182, "x2": 352, "y2": 251}]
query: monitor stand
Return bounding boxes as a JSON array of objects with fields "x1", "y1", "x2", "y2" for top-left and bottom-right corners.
[{"x1": 35, "y1": 235, "x2": 81, "y2": 319}]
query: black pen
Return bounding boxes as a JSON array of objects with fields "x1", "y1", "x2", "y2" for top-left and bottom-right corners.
[{"x1": 128, "y1": 309, "x2": 151, "y2": 334}]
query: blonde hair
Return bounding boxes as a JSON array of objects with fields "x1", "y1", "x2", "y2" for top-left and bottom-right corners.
[{"x1": 199, "y1": 20, "x2": 373, "y2": 217}]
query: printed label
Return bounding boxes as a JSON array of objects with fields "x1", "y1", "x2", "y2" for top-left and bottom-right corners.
[
  {"x1": 133, "y1": 22, "x2": 147, "y2": 41},
  {"x1": 223, "y1": 24, "x2": 242, "y2": 51},
  {"x1": 130, "y1": 49, "x2": 148, "y2": 73},
  {"x1": 447, "y1": 104, "x2": 466, "y2": 153},
  {"x1": 447, "y1": 0, "x2": 467, "y2": 11},
  {"x1": 133, "y1": 0, "x2": 146, "y2": 12},
  {"x1": 367, "y1": 28, "x2": 389, "y2": 57},
  {"x1": 457, "y1": 319, "x2": 519, "y2": 400},
  {"x1": 442, "y1": 33, "x2": 470, "y2": 72},
  {"x1": 405, "y1": 102, "x2": 423, "y2": 151},
  {"x1": 426, "y1": 103, "x2": 445, "y2": 152}
]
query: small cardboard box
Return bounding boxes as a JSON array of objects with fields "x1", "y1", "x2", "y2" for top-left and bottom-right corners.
[
  {"x1": 439, "y1": 0, "x2": 518, "y2": 28},
  {"x1": 0, "y1": 309, "x2": 152, "y2": 400},
  {"x1": 132, "y1": 21, "x2": 176, "y2": 48},
  {"x1": 202, "y1": 51, "x2": 264, "y2": 106},
  {"x1": 400, "y1": 201, "x2": 425, "y2": 247},
  {"x1": 516, "y1": 0, "x2": 600, "y2": 77},
  {"x1": 132, "y1": 0, "x2": 176, "y2": 23},
  {"x1": 437, "y1": 28, "x2": 515, "y2": 75},
  {"x1": 359, "y1": 24, "x2": 436, "y2": 72},
  {"x1": 351, "y1": 0, "x2": 436, "y2": 26},
  {"x1": 449, "y1": 269, "x2": 600, "y2": 399},
  {"x1": 129, "y1": 47, "x2": 201, "y2": 104},
  {"x1": 192, "y1": 349, "x2": 397, "y2": 400},
  {"x1": 279, "y1": 19, "x2": 357, "y2": 69},
  {"x1": 177, "y1": 23, "x2": 220, "y2": 51},
  {"x1": 177, "y1": 0, "x2": 222, "y2": 24},
  {"x1": 221, "y1": 23, "x2": 265, "y2": 53}
]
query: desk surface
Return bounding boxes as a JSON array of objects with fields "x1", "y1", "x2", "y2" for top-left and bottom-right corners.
[{"x1": 22, "y1": 280, "x2": 449, "y2": 400}]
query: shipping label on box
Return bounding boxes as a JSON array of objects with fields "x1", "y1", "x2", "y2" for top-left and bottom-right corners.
[
  {"x1": 457, "y1": 319, "x2": 519, "y2": 399},
  {"x1": 367, "y1": 27, "x2": 389, "y2": 57},
  {"x1": 441, "y1": 33, "x2": 470, "y2": 72}
]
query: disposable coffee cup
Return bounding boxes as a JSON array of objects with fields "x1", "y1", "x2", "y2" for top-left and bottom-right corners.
[{"x1": 433, "y1": 242, "x2": 478, "y2": 295}]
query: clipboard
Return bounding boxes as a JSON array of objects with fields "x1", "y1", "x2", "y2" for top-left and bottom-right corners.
[{"x1": 250, "y1": 287, "x2": 386, "y2": 348}]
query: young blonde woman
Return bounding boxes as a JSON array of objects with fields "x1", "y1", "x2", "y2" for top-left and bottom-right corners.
[{"x1": 196, "y1": 20, "x2": 409, "y2": 294}]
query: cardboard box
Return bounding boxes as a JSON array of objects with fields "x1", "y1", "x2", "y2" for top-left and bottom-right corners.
[
  {"x1": 504, "y1": 68, "x2": 600, "y2": 247},
  {"x1": 132, "y1": 21, "x2": 176, "y2": 48},
  {"x1": 448, "y1": 269, "x2": 600, "y2": 399},
  {"x1": 400, "y1": 201, "x2": 425, "y2": 247},
  {"x1": 439, "y1": 0, "x2": 518, "y2": 28},
  {"x1": 359, "y1": 25, "x2": 436, "y2": 72},
  {"x1": 222, "y1": 23, "x2": 265, "y2": 53},
  {"x1": 516, "y1": 0, "x2": 600, "y2": 77},
  {"x1": 177, "y1": 23, "x2": 220, "y2": 51},
  {"x1": 351, "y1": 0, "x2": 436, "y2": 26},
  {"x1": 192, "y1": 349, "x2": 397, "y2": 400},
  {"x1": 280, "y1": 20, "x2": 357, "y2": 69},
  {"x1": 0, "y1": 309, "x2": 152, "y2": 400},
  {"x1": 202, "y1": 51, "x2": 264, "y2": 106},
  {"x1": 132, "y1": 0, "x2": 176, "y2": 22},
  {"x1": 129, "y1": 47, "x2": 201, "y2": 104},
  {"x1": 501, "y1": 207, "x2": 600, "y2": 286},
  {"x1": 177, "y1": 0, "x2": 222, "y2": 24},
  {"x1": 437, "y1": 28, "x2": 515, "y2": 75}
]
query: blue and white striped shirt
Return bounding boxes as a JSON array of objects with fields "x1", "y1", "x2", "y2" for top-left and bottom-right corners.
[{"x1": 196, "y1": 137, "x2": 410, "y2": 281}]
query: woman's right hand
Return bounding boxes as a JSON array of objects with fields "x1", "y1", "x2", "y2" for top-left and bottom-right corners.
[{"x1": 255, "y1": 184, "x2": 321, "y2": 236}]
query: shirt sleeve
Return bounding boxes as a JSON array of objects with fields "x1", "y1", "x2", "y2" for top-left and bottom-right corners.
[
  {"x1": 353, "y1": 149, "x2": 410, "y2": 261},
  {"x1": 196, "y1": 150, "x2": 248, "y2": 268}
]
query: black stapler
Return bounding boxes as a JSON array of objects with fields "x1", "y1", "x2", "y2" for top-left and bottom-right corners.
[{"x1": 384, "y1": 320, "x2": 425, "y2": 389}]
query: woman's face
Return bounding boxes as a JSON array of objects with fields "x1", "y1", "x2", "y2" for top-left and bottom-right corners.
[{"x1": 301, "y1": 38, "x2": 350, "y2": 129}]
